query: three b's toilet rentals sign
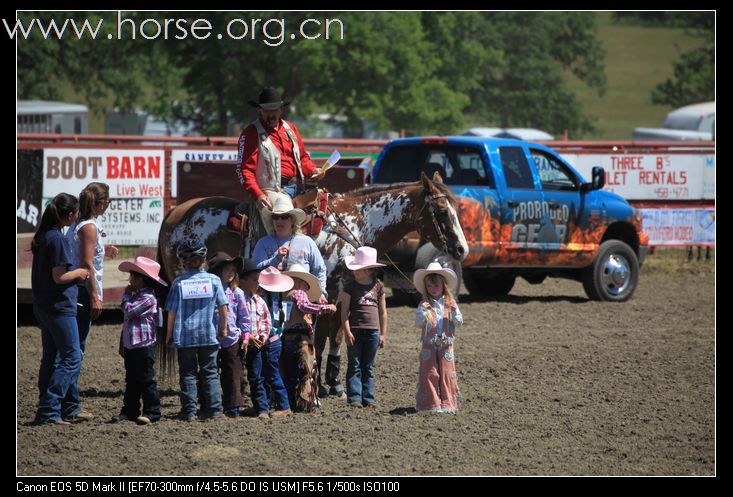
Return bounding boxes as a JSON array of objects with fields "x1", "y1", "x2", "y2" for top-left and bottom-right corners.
[{"x1": 42, "y1": 149, "x2": 165, "y2": 245}]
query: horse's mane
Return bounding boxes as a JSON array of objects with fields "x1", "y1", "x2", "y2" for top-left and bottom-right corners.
[{"x1": 339, "y1": 179, "x2": 456, "y2": 204}]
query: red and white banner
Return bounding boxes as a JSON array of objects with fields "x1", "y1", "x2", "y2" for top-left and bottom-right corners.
[
  {"x1": 562, "y1": 153, "x2": 715, "y2": 201},
  {"x1": 42, "y1": 149, "x2": 165, "y2": 245}
]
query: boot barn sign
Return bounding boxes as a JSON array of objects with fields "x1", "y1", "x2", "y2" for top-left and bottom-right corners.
[{"x1": 42, "y1": 149, "x2": 165, "y2": 245}]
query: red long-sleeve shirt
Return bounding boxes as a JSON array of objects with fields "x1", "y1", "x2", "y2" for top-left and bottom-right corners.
[{"x1": 236, "y1": 118, "x2": 318, "y2": 199}]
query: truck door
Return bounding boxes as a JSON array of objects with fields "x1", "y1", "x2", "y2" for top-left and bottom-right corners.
[
  {"x1": 492, "y1": 145, "x2": 547, "y2": 265},
  {"x1": 528, "y1": 147, "x2": 588, "y2": 263},
  {"x1": 440, "y1": 145, "x2": 499, "y2": 267}
]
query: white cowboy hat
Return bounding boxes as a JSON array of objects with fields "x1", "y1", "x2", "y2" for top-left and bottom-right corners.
[
  {"x1": 413, "y1": 261, "x2": 457, "y2": 297},
  {"x1": 344, "y1": 246, "x2": 386, "y2": 270},
  {"x1": 118, "y1": 256, "x2": 168, "y2": 286},
  {"x1": 258, "y1": 266, "x2": 294, "y2": 293},
  {"x1": 283, "y1": 263, "x2": 323, "y2": 302},
  {"x1": 261, "y1": 192, "x2": 307, "y2": 228}
]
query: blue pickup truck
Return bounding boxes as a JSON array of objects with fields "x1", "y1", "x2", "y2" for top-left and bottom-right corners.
[{"x1": 371, "y1": 136, "x2": 649, "y2": 302}]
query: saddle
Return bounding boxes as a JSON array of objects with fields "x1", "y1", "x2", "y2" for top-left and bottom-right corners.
[
  {"x1": 226, "y1": 188, "x2": 330, "y2": 237},
  {"x1": 294, "y1": 188, "x2": 330, "y2": 237}
]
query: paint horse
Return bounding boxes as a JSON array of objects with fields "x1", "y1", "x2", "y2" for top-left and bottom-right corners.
[{"x1": 156, "y1": 172, "x2": 469, "y2": 394}]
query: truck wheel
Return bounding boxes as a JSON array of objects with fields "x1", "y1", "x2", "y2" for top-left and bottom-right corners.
[
  {"x1": 414, "y1": 244, "x2": 463, "y2": 299},
  {"x1": 464, "y1": 273, "x2": 516, "y2": 297},
  {"x1": 582, "y1": 240, "x2": 639, "y2": 302}
]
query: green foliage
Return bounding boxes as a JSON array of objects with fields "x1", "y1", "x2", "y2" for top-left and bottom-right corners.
[
  {"x1": 17, "y1": 12, "x2": 153, "y2": 113},
  {"x1": 16, "y1": 11, "x2": 608, "y2": 137},
  {"x1": 613, "y1": 12, "x2": 715, "y2": 108},
  {"x1": 651, "y1": 46, "x2": 714, "y2": 106}
]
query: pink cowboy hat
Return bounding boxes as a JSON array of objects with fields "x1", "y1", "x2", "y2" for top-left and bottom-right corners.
[
  {"x1": 118, "y1": 256, "x2": 168, "y2": 286},
  {"x1": 344, "y1": 246, "x2": 386, "y2": 270},
  {"x1": 258, "y1": 266, "x2": 295, "y2": 293}
]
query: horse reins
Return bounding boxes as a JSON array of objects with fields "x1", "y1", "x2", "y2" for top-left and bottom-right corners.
[{"x1": 323, "y1": 191, "x2": 450, "y2": 291}]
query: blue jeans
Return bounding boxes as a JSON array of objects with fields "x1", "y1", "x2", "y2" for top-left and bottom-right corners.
[
  {"x1": 177, "y1": 346, "x2": 222, "y2": 417},
  {"x1": 262, "y1": 338, "x2": 289, "y2": 411},
  {"x1": 346, "y1": 329, "x2": 380, "y2": 405},
  {"x1": 34, "y1": 306, "x2": 82, "y2": 422},
  {"x1": 245, "y1": 344, "x2": 268, "y2": 415},
  {"x1": 59, "y1": 286, "x2": 93, "y2": 417},
  {"x1": 281, "y1": 183, "x2": 304, "y2": 199}
]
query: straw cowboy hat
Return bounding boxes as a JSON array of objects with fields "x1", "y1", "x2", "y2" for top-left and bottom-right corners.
[
  {"x1": 412, "y1": 261, "x2": 457, "y2": 297},
  {"x1": 261, "y1": 193, "x2": 307, "y2": 228},
  {"x1": 283, "y1": 263, "x2": 323, "y2": 302},
  {"x1": 248, "y1": 87, "x2": 291, "y2": 111},
  {"x1": 206, "y1": 252, "x2": 244, "y2": 274},
  {"x1": 344, "y1": 246, "x2": 386, "y2": 270},
  {"x1": 118, "y1": 256, "x2": 168, "y2": 286},
  {"x1": 258, "y1": 266, "x2": 294, "y2": 293}
]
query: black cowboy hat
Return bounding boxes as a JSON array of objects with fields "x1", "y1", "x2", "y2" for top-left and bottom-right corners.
[
  {"x1": 247, "y1": 87, "x2": 290, "y2": 110},
  {"x1": 206, "y1": 252, "x2": 244, "y2": 274},
  {"x1": 238, "y1": 258, "x2": 262, "y2": 277}
]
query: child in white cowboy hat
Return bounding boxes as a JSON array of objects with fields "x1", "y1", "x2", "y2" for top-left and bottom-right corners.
[
  {"x1": 246, "y1": 266, "x2": 294, "y2": 418},
  {"x1": 114, "y1": 256, "x2": 168, "y2": 425},
  {"x1": 281, "y1": 263, "x2": 337, "y2": 412},
  {"x1": 413, "y1": 261, "x2": 464, "y2": 414},
  {"x1": 339, "y1": 246, "x2": 388, "y2": 408}
]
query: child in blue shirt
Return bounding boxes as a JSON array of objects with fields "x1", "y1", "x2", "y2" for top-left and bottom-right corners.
[{"x1": 165, "y1": 241, "x2": 228, "y2": 421}]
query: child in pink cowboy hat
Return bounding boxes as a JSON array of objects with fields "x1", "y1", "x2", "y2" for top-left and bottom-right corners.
[
  {"x1": 243, "y1": 265, "x2": 293, "y2": 419},
  {"x1": 413, "y1": 261, "x2": 463, "y2": 414},
  {"x1": 114, "y1": 256, "x2": 168, "y2": 425},
  {"x1": 339, "y1": 246, "x2": 388, "y2": 408}
]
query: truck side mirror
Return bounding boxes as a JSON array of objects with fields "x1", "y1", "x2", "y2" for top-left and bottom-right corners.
[{"x1": 582, "y1": 166, "x2": 605, "y2": 192}]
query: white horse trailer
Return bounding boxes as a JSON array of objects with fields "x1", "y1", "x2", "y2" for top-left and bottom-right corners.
[{"x1": 17, "y1": 100, "x2": 88, "y2": 134}]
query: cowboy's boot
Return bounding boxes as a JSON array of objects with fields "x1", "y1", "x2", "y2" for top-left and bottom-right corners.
[
  {"x1": 316, "y1": 354, "x2": 328, "y2": 398},
  {"x1": 326, "y1": 353, "x2": 345, "y2": 398}
]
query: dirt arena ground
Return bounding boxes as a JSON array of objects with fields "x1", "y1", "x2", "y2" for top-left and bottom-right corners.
[{"x1": 16, "y1": 257, "x2": 715, "y2": 476}]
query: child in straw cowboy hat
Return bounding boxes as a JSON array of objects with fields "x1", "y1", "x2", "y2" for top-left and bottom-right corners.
[
  {"x1": 114, "y1": 256, "x2": 168, "y2": 425},
  {"x1": 281, "y1": 263, "x2": 337, "y2": 412},
  {"x1": 339, "y1": 246, "x2": 388, "y2": 408},
  {"x1": 413, "y1": 262, "x2": 464, "y2": 414}
]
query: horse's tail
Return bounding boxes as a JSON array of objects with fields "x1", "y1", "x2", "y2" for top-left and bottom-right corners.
[{"x1": 156, "y1": 208, "x2": 177, "y2": 383}]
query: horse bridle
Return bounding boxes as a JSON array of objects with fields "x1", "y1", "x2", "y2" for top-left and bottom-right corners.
[{"x1": 421, "y1": 192, "x2": 450, "y2": 254}]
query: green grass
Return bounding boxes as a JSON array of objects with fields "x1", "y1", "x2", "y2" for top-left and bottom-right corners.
[
  {"x1": 642, "y1": 246, "x2": 715, "y2": 275},
  {"x1": 565, "y1": 12, "x2": 708, "y2": 140}
]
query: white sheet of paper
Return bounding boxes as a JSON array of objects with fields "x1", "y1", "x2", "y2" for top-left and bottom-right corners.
[{"x1": 180, "y1": 279, "x2": 214, "y2": 299}]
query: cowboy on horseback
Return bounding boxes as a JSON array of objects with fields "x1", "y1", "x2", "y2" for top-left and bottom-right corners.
[{"x1": 236, "y1": 87, "x2": 326, "y2": 235}]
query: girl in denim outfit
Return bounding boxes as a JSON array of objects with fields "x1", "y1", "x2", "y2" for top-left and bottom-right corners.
[
  {"x1": 413, "y1": 262, "x2": 464, "y2": 414},
  {"x1": 31, "y1": 193, "x2": 90, "y2": 425},
  {"x1": 339, "y1": 247, "x2": 388, "y2": 408}
]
